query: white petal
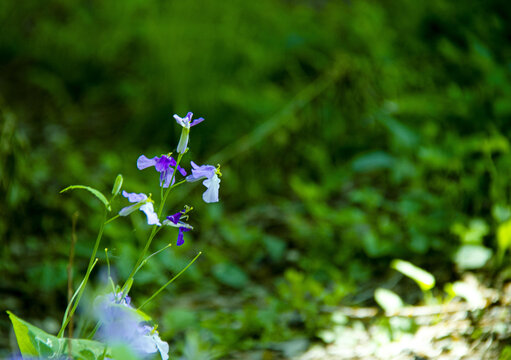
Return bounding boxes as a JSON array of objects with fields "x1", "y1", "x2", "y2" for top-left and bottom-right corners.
[
  {"x1": 140, "y1": 203, "x2": 161, "y2": 226},
  {"x1": 202, "y1": 174, "x2": 220, "y2": 203}
]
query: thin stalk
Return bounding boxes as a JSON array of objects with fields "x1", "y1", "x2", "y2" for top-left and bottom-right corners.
[
  {"x1": 87, "y1": 321, "x2": 101, "y2": 340},
  {"x1": 132, "y1": 243, "x2": 172, "y2": 278},
  {"x1": 58, "y1": 209, "x2": 107, "y2": 337},
  {"x1": 58, "y1": 258, "x2": 99, "y2": 337},
  {"x1": 170, "y1": 179, "x2": 187, "y2": 189},
  {"x1": 105, "y1": 248, "x2": 116, "y2": 293},
  {"x1": 121, "y1": 226, "x2": 158, "y2": 293},
  {"x1": 66, "y1": 212, "x2": 78, "y2": 354},
  {"x1": 138, "y1": 251, "x2": 202, "y2": 310},
  {"x1": 105, "y1": 214, "x2": 119, "y2": 225}
]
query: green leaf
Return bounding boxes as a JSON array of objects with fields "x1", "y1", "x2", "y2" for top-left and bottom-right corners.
[
  {"x1": 7, "y1": 311, "x2": 38, "y2": 356},
  {"x1": 8, "y1": 311, "x2": 110, "y2": 359},
  {"x1": 61, "y1": 185, "x2": 111, "y2": 211},
  {"x1": 391, "y1": 259, "x2": 435, "y2": 291}
]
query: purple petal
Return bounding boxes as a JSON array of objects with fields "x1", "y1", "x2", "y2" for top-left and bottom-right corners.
[
  {"x1": 176, "y1": 230, "x2": 184, "y2": 246},
  {"x1": 177, "y1": 164, "x2": 187, "y2": 176},
  {"x1": 186, "y1": 162, "x2": 216, "y2": 182},
  {"x1": 155, "y1": 155, "x2": 173, "y2": 172},
  {"x1": 167, "y1": 212, "x2": 182, "y2": 224},
  {"x1": 176, "y1": 227, "x2": 191, "y2": 246},
  {"x1": 190, "y1": 117, "x2": 204, "y2": 127},
  {"x1": 122, "y1": 190, "x2": 148, "y2": 203},
  {"x1": 185, "y1": 112, "x2": 193, "y2": 121},
  {"x1": 161, "y1": 168, "x2": 175, "y2": 188},
  {"x1": 137, "y1": 155, "x2": 158, "y2": 170}
]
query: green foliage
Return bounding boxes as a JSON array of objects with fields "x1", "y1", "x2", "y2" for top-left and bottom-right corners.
[
  {"x1": 8, "y1": 311, "x2": 110, "y2": 359},
  {"x1": 2, "y1": 0, "x2": 511, "y2": 356}
]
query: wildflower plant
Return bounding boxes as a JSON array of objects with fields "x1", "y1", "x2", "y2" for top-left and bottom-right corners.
[{"x1": 7, "y1": 112, "x2": 221, "y2": 359}]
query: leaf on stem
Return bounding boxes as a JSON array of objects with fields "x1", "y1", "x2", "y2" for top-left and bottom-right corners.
[{"x1": 61, "y1": 185, "x2": 111, "y2": 211}]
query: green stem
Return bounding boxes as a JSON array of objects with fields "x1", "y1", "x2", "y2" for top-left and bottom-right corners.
[
  {"x1": 170, "y1": 179, "x2": 187, "y2": 189},
  {"x1": 87, "y1": 321, "x2": 101, "y2": 340},
  {"x1": 105, "y1": 214, "x2": 119, "y2": 225},
  {"x1": 138, "y1": 251, "x2": 202, "y2": 310},
  {"x1": 121, "y1": 226, "x2": 158, "y2": 293},
  {"x1": 132, "y1": 243, "x2": 172, "y2": 278},
  {"x1": 58, "y1": 258, "x2": 99, "y2": 337},
  {"x1": 58, "y1": 209, "x2": 107, "y2": 337}
]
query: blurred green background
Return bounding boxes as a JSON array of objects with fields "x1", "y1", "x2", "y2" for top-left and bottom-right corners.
[{"x1": 2, "y1": 0, "x2": 511, "y2": 357}]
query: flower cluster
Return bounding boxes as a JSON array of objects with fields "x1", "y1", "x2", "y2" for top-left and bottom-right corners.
[
  {"x1": 8, "y1": 111, "x2": 221, "y2": 360},
  {"x1": 120, "y1": 112, "x2": 221, "y2": 246}
]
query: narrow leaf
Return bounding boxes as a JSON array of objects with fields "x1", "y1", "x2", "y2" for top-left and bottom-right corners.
[{"x1": 61, "y1": 185, "x2": 111, "y2": 211}]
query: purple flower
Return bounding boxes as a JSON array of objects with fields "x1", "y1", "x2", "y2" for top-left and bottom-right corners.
[
  {"x1": 119, "y1": 191, "x2": 161, "y2": 226},
  {"x1": 137, "y1": 154, "x2": 187, "y2": 188},
  {"x1": 95, "y1": 293, "x2": 169, "y2": 360},
  {"x1": 186, "y1": 161, "x2": 221, "y2": 203},
  {"x1": 173, "y1": 112, "x2": 204, "y2": 154},
  {"x1": 163, "y1": 210, "x2": 193, "y2": 246}
]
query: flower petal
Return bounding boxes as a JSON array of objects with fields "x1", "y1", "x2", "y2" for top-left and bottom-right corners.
[
  {"x1": 186, "y1": 162, "x2": 216, "y2": 182},
  {"x1": 177, "y1": 164, "x2": 187, "y2": 176},
  {"x1": 202, "y1": 174, "x2": 221, "y2": 203},
  {"x1": 166, "y1": 212, "x2": 182, "y2": 224},
  {"x1": 176, "y1": 229, "x2": 185, "y2": 246},
  {"x1": 137, "y1": 155, "x2": 158, "y2": 170},
  {"x1": 122, "y1": 190, "x2": 148, "y2": 203},
  {"x1": 173, "y1": 114, "x2": 186, "y2": 127},
  {"x1": 176, "y1": 227, "x2": 191, "y2": 246},
  {"x1": 155, "y1": 155, "x2": 173, "y2": 172},
  {"x1": 161, "y1": 168, "x2": 175, "y2": 188},
  {"x1": 153, "y1": 334, "x2": 170, "y2": 360},
  {"x1": 190, "y1": 117, "x2": 204, "y2": 127},
  {"x1": 140, "y1": 202, "x2": 161, "y2": 226}
]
